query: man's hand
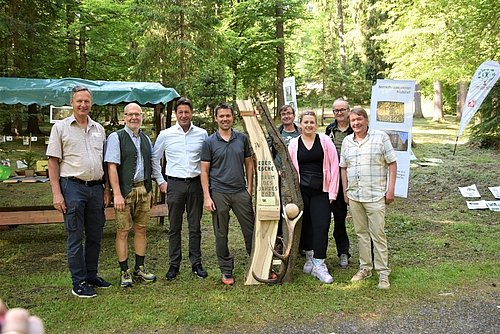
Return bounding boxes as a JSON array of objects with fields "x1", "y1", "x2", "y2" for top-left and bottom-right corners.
[
  {"x1": 53, "y1": 193, "x2": 66, "y2": 214},
  {"x1": 343, "y1": 190, "x2": 349, "y2": 205},
  {"x1": 385, "y1": 189, "x2": 395, "y2": 205},
  {"x1": 203, "y1": 196, "x2": 216, "y2": 212},
  {"x1": 159, "y1": 182, "x2": 168, "y2": 193},
  {"x1": 113, "y1": 194, "x2": 126, "y2": 211},
  {"x1": 104, "y1": 189, "x2": 111, "y2": 207}
]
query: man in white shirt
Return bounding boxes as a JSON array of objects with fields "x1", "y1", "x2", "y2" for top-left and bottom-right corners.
[{"x1": 152, "y1": 97, "x2": 209, "y2": 280}]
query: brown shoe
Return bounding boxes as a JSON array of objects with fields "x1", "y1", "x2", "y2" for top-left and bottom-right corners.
[{"x1": 351, "y1": 268, "x2": 372, "y2": 282}]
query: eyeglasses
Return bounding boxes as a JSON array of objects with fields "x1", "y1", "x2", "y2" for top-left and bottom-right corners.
[
  {"x1": 124, "y1": 113, "x2": 143, "y2": 118},
  {"x1": 281, "y1": 112, "x2": 294, "y2": 116},
  {"x1": 333, "y1": 108, "x2": 348, "y2": 114}
]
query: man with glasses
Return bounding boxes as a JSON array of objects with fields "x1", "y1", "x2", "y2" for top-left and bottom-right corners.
[
  {"x1": 152, "y1": 97, "x2": 209, "y2": 281},
  {"x1": 105, "y1": 103, "x2": 157, "y2": 288},
  {"x1": 47, "y1": 85, "x2": 111, "y2": 298},
  {"x1": 340, "y1": 107, "x2": 397, "y2": 289},
  {"x1": 325, "y1": 98, "x2": 353, "y2": 269},
  {"x1": 270, "y1": 105, "x2": 300, "y2": 169}
]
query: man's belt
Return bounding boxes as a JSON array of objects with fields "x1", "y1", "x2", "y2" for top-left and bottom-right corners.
[
  {"x1": 65, "y1": 177, "x2": 104, "y2": 186},
  {"x1": 167, "y1": 175, "x2": 200, "y2": 182}
]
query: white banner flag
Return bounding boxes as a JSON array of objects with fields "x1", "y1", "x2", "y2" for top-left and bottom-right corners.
[{"x1": 457, "y1": 60, "x2": 500, "y2": 137}]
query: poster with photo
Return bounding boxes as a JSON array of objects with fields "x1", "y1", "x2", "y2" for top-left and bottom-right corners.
[
  {"x1": 370, "y1": 79, "x2": 415, "y2": 198},
  {"x1": 50, "y1": 105, "x2": 73, "y2": 123},
  {"x1": 283, "y1": 76, "x2": 298, "y2": 122}
]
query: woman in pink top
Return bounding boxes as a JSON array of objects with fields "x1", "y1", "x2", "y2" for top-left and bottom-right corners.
[{"x1": 288, "y1": 111, "x2": 339, "y2": 283}]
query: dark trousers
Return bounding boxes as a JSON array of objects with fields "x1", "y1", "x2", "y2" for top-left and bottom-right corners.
[
  {"x1": 61, "y1": 178, "x2": 105, "y2": 286},
  {"x1": 211, "y1": 190, "x2": 254, "y2": 274},
  {"x1": 166, "y1": 178, "x2": 204, "y2": 267},
  {"x1": 330, "y1": 180, "x2": 350, "y2": 257},
  {"x1": 300, "y1": 186, "x2": 331, "y2": 259}
]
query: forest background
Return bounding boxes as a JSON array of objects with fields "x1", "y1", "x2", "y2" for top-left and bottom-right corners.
[{"x1": 0, "y1": 0, "x2": 498, "y2": 144}]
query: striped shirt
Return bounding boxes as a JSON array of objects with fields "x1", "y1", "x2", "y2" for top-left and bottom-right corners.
[{"x1": 339, "y1": 128, "x2": 397, "y2": 202}]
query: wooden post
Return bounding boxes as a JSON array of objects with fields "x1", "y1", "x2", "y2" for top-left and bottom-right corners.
[{"x1": 237, "y1": 100, "x2": 281, "y2": 285}]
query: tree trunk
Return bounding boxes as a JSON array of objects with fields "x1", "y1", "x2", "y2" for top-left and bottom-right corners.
[
  {"x1": 275, "y1": 4, "x2": 285, "y2": 111},
  {"x1": 66, "y1": 0, "x2": 77, "y2": 76},
  {"x1": 414, "y1": 84, "x2": 424, "y2": 118},
  {"x1": 456, "y1": 81, "x2": 468, "y2": 121},
  {"x1": 2, "y1": 120, "x2": 14, "y2": 136},
  {"x1": 257, "y1": 100, "x2": 303, "y2": 283},
  {"x1": 25, "y1": 104, "x2": 43, "y2": 135},
  {"x1": 432, "y1": 80, "x2": 444, "y2": 122},
  {"x1": 78, "y1": 25, "x2": 87, "y2": 77},
  {"x1": 336, "y1": 0, "x2": 347, "y2": 72},
  {"x1": 179, "y1": 0, "x2": 186, "y2": 95}
]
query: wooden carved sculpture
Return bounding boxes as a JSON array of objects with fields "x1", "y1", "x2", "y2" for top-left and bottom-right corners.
[{"x1": 237, "y1": 99, "x2": 303, "y2": 284}]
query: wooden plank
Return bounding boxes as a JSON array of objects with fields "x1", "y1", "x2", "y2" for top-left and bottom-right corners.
[
  {"x1": 0, "y1": 204, "x2": 168, "y2": 226},
  {"x1": 237, "y1": 99, "x2": 280, "y2": 285}
]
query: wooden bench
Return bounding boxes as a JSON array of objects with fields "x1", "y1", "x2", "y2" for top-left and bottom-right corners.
[{"x1": 0, "y1": 204, "x2": 167, "y2": 226}]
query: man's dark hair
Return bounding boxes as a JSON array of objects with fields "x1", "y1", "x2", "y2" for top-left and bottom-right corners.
[
  {"x1": 214, "y1": 102, "x2": 233, "y2": 117},
  {"x1": 175, "y1": 97, "x2": 193, "y2": 112},
  {"x1": 279, "y1": 104, "x2": 295, "y2": 115}
]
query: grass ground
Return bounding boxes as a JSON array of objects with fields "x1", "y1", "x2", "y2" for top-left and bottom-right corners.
[{"x1": 0, "y1": 115, "x2": 498, "y2": 333}]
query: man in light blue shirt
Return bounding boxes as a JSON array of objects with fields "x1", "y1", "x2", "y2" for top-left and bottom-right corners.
[
  {"x1": 105, "y1": 103, "x2": 157, "y2": 288},
  {"x1": 152, "y1": 97, "x2": 209, "y2": 280}
]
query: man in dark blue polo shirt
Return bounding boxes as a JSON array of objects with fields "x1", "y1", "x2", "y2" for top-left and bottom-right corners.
[{"x1": 200, "y1": 102, "x2": 255, "y2": 286}]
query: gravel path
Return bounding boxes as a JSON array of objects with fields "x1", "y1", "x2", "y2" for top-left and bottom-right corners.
[{"x1": 247, "y1": 287, "x2": 500, "y2": 334}]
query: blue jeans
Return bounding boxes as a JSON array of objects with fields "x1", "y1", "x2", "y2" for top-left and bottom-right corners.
[{"x1": 61, "y1": 178, "x2": 105, "y2": 285}]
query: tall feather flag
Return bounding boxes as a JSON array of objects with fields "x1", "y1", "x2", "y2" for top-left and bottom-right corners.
[{"x1": 454, "y1": 60, "x2": 500, "y2": 154}]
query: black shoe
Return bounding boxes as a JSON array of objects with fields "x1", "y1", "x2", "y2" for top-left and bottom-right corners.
[
  {"x1": 166, "y1": 265, "x2": 179, "y2": 281},
  {"x1": 72, "y1": 281, "x2": 97, "y2": 298},
  {"x1": 192, "y1": 264, "x2": 208, "y2": 278},
  {"x1": 88, "y1": 276, "x2": 112, "y2": 288}
]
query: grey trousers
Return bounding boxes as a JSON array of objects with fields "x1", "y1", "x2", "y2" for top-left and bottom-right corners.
[{"x1": 211, "y1": 190, "x2": 255, "y2": 274}]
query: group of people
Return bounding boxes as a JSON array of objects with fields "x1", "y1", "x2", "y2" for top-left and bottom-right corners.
[
  {"x1": 275, "y1": 99, "x2": 397, "y2": 289},
  {"x1": 46, "y1": 85, "x2": 396, "y2": 299},
  {"x1": 46, "y1": 87, "x2": 254, "y2": 298}
]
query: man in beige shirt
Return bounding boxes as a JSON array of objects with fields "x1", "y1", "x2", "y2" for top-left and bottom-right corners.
[{"x1": 46, "y1": 86, "x2": 111, "y2": 298}]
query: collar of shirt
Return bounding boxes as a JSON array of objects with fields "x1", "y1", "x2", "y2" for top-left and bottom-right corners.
[
  {"x1": 69, "y1": 115, "x2": 96, "y2": 130},
  {"x1": 215, "y1": 129, "x2": 235, "y2": 142},
  {"x1": 124, "y1": 125, "x2": 141, "y2": 138},
  {"x1": 173, "y1": 121, "x2": 193, "y2": 134}
]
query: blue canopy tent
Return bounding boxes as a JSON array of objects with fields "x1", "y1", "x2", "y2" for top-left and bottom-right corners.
[
  {"x1": 0, "y1": 77, "x2": 180, "y2": 140},
  {"x1": 0, "y1": 77, "x2": 179, "y2": 107}
]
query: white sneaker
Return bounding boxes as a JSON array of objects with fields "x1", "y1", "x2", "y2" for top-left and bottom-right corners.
[
  {"x1": 378, "y1": 274, "x2": 390, "y2": 289},
  {"x1": 311, "y1": 258, "x2": 333, "y2": 284},
  {"x1": 303, "y1": 250, "x2": 314, "y2": 274}
]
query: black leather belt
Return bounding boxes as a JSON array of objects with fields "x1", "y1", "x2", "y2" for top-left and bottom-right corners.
[
  {"x1": 167, "y1": 175, "x2": 200, "y2": 182},
  {"x1": 66, "y1": 177, "x2": 104, "y2": 186}
]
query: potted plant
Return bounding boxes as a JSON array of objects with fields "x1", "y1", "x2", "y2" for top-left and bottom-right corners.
[{"x1": 19, "y1": 150, "x2": 38, "y2": 177}]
